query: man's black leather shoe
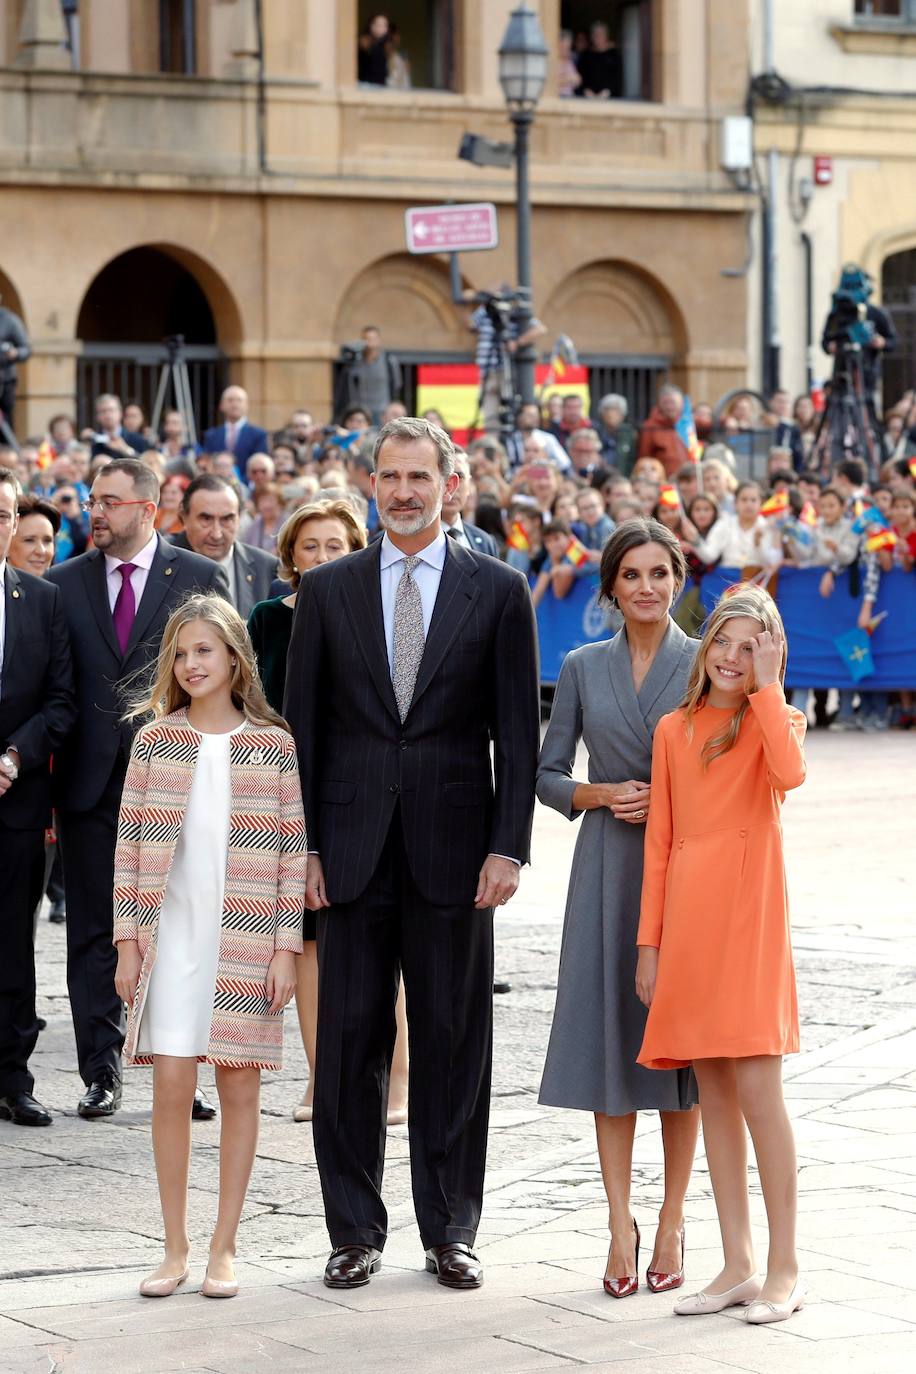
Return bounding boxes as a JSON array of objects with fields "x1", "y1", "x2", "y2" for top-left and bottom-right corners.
[
  {"x1": 493, "y1": 980, "x2": 512, "y2": 994},
  {"x1": 48, "y1": 902, "x2": 66, "y2": 924},
  {"x1": 77, "y1": 1073, "x2": 122, "y2": 1119},
  {"x1": 425, "y1": 1243, "x2": 484, "y2": 1289},
  {"x1": 324, "y1": 1245, "x2": 382, "y2": 1289},
  {"x1": 0, "y1": 1092, "x2": 53, "y2": 1127},
  {"x1": 192, "y1": 1088, "x2": 217, "y2": 1121}
]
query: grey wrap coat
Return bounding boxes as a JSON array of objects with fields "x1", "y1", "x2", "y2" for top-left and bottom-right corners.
[{"x1": 537, "y1": 621, "x2": 699, "y2": 1115}]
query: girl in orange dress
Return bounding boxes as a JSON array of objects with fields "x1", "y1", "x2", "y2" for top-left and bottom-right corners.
[{"x1": 635, "y1": 585, "x2": 807, "y2": 1326}]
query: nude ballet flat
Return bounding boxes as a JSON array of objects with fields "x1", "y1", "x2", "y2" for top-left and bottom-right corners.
[
  {"x1": 200, "y1": 1271, "x2": 239, "y2": 1299},
  {"x1": 746, "y1": 1278, "x2": 805, "y2": 1325},
  {"x1": 674, "y1": 1274, "x2": 761, "y2": 1315},
  {"x1": 292, "y1": 1096, "x2": 313, "y2": 1123},
  {"x1": 139, "y1": 1267, "x2": 189, "y2": 1298}
]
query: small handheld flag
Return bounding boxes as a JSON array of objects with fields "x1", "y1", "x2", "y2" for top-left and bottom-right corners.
[
  {"x1": 851, "y1": 505, "x2": 888, "y2": 536},
  {"x1": 507, "y1": 520, "x2": 531, "y2": 553},
  {"x1": 761, "y1": 490, "x2": 790, "y2": 519},
  {"x1": 834, "y1": 627, "x2": 875, "y2": 683},
  {"x1": 564, "y1": 535, "x2": 590, "y2": 568},
  {"x1": 865, "y1": 527, "x2": 898, "y2": 553},
  {"x1": 799, "y1": 502, "x2": 818, "y2": 527},
  {"x1": 658, "y1": 485, "x2": 680, "y2": 509}
]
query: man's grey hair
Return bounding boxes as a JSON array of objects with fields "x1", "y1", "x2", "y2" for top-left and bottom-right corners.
[
  {"x1": 568, "y1": 427, "x2": 601, "y2": 449},
  {"x1": 372, "y1": 416, "x2": 455, "y2": 480},
  {"x1": 598, "y1": 393, "x2": 628, "y2": 418},
  {"x1": 658, "y1": 383, "x2": 683, "y2": 402}
]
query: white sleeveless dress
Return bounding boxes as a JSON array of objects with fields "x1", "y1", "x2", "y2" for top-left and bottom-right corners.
[{"x1": 136, "y1": 727, "x2": 236, "y2": 1057}]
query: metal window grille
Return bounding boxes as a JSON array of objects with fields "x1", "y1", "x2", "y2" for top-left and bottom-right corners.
[{"x1": 76, "y1": 344, "x2": 226, "y2": 435}]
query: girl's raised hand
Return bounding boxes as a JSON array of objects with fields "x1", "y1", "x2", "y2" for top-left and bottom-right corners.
[
  {"x1": 750, "y1": 628, "x2": 782, "y2": 690},
  {"x1": 266, "y1": 950, "x2": 298, "y2": 1013}
]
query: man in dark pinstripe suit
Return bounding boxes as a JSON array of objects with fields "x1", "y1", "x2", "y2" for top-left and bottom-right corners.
[{"x1": 285, "y1": 417, "x2": 539, "y2": 1292}]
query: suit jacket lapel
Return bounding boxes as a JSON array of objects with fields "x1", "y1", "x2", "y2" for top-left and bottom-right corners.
[
  {"x1": 234, "y1": 543, "x2": 255, "y2": 618},
  {"x1": 2, "y1": 566, "x2": 22, "y2": 690},
  {"x1": 342, "y1": 543, "x2": 401, "y2": 724},
  {"x1": 81, "y1": 548, "x2": 122, "y2": 661},
  {"x1": 607, "y1": 628, "x2": 653, "y2": 754},
  {"x1": 408, "y1": 540, "x2": 480, "y2": 714},
  {"x1": 638, "y1": 619, "x2": 690, "y2": 723},
  {"x1": 124, "y1": 537, "x2": 177, "y2": 659}
]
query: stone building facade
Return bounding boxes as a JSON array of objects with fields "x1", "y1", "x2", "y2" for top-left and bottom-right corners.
[{"x1": 0, "y1": 0, "x2": 753, "y2": 438}]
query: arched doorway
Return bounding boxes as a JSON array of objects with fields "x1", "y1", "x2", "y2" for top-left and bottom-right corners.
[
  {"x1": 75, "y1": 246, "x2": 233, "y2": 434},
  {"x1": 881, "y1": 247, "x2": 916, "y2": 410},
  {"x1": 542, "y1": 259, "x2": 686, "y2": 423},
  {"x1": 334, "y1": 252, "x2": 470, "y2": 417}
]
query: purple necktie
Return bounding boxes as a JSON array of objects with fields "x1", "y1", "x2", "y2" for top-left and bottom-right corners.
[{"x1": 113, "y1": 563, "x2": 137, "y2": 654}]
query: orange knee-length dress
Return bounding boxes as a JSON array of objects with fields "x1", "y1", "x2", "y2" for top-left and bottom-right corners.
[{"x1": 637, "y1": 683, "x2": 806, "y2": 1070}]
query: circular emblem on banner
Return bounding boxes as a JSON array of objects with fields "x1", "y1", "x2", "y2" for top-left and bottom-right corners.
[{"x1": 582, "y1": 588, "x2": 606, "y2": 639}]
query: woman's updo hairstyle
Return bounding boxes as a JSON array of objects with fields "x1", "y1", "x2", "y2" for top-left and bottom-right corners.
[{"x1": 599, "y1": 516, "x2": 687, "y2": 609}]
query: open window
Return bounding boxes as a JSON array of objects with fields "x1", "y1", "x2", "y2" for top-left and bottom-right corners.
[
  {"x1": 356, "y1": 1, "x2": 458, "y2": 93},
  {"x1": 559, "y1": 0, "x2": 653, "y2": 101}
]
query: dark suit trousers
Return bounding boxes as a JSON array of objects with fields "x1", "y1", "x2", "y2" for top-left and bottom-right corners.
[
  {"x1": 57, "y1": 760, "x2": 127, "y2": 1084},
  {"x1": 313, "y1": 813, "x2": 494, "y2": 1252},
  {"x1": 0, "y1": 825, "x2": 46, "y2": 1096}
]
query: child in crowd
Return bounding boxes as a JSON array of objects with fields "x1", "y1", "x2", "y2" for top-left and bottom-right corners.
[
  {"x1": 114, "y1": 595, "x2": 305, "y2": 1300},
  {"x1": 637, "y1": 586, "x2": 807, "y2": 1326},
  {"x1": 891, "y1": 489, "x2": 916, "y2": 571},
  {"x1": 530, "y1": 519, "x2": 577, "y2": 607},
  {"x1": 686, "y1": 482, "x2": 781, "y2": 572}
]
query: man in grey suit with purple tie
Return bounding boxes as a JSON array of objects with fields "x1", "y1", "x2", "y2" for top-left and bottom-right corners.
[{"x1": 285, "y1": 417, "x2": 539, "y2": 1292}]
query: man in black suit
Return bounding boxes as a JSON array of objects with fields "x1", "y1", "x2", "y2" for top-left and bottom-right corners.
[
  {"x1": 201, "y1": 385, "x2": 269, "y2": 475},
  {"x1": 88, "y1": 393, "x2": 150, "y2": 459},
  {"x1": 0, "y1": 468, "x2": 76, "y2": 1127},
  {"x1": 169, "y1": 474, "x2": 278, "y2": 619},
  {"x1": 47, "y1": 459, "x2": 227, "y2": 1119},
  {"x1": 285, "y1": 417, "x2": 539, "y2": 1292},
  {"x1": 440, "y1": 450, "x2": 500, "y2": 556}
]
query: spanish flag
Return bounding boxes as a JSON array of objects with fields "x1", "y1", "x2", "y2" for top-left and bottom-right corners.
[
  {"x1": 507, "y1": 520, "x2": 531, "y2": 553},
  {"x1": 865, "y1": 527, "x2": 897, "y2": 553},
  {"x1": 761, "y1": 490, "x2": 790, "y2": 519},
  {"x1": 799, "y1": 501, "x2": 818, "y2": 527},
  {"x1": 658, "y1": 484, "x2": 680, "y2": 509},
  {"x1": 37, "y1": 439, "x2": 55, "y2": 469},
  {"x1": 909, "y1": 456, "x2": 916, "y2": 479},
  {"x1": 564, "y1": 535, "x2": 589, "y2": 567}
]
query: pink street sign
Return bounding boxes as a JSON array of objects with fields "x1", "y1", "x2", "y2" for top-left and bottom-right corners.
[{"x1": 405, "y1": 203, "x2": 499, "y2": 255}]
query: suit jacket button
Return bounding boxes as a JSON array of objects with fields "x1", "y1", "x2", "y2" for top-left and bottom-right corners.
[
  {"x1": 399, "y1": 740, "x2": 408, "y2": 750},
  {"x1": 389, "y1": 783, "x2": 400, "y2": 794}
]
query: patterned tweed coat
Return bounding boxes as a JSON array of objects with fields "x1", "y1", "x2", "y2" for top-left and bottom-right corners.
[{"x1": 113, "y1": 709, "x2": 306, "y2": 1070}]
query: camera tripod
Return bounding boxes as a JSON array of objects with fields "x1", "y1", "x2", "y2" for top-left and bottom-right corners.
[
  {"x1": 468, "y1": 304, "x2": 519, "y2": 446},
  {"x1": 0, "y1": 405, "x2": 15, "y2": 448},
  {"x1": 810, "y1": 344, "x2": 880, "y2": 479},
  {"x1": 150, "y1": 335, "x2": 198, "y2": 448}
]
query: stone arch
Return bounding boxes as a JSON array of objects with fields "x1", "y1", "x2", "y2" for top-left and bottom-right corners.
[
  {"x1": 334, "y1": 253, "x2": 468, "y2": 352},
  {"x1": 0, "y1": 265, "x2": 27, "y2": 325},
  {"x1": 542, "y1": 259, "x2": 688, "y2": 360},
  {"x1": 76, "y1": 243, "x2": 243, "y2": 352}
]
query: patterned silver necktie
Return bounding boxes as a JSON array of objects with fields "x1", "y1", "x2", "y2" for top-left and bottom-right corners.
[{"x1": 392, "y1": 554, "x2": 425, "y2": 722}]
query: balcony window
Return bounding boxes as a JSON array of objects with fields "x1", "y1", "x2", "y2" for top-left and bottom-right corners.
[
  {"x1": 159, "y1": 0, "x2": 196, "y2": 75},
  {"x1": 356, "y1": 1, "x2": 457, "y2": 92},
  {"x1": 559, "y1": 1, "x2": 653, "y2": 101},
  {"x1": 854, "y1": 0, "x2": 916, "y2": 19}
]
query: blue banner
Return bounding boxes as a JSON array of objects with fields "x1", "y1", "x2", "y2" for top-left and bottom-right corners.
[{"x1": 535, "y1": 567, "x2": 916, "y2": 689}]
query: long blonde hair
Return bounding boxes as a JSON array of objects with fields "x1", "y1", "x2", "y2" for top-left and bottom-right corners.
[
  {"x1": 682, "y1": 584, "x2": 787, "y2": 768},
  {"x1": 125, "y1": 593, "x2": 288, "y2": 730}
]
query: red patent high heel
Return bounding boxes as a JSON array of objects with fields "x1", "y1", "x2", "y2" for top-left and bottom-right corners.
[
  {"x1": 603, "y1": 1219, "x2": 640, "y2": 1299},
  {"x1": 647, "y1": 1224, "x2": 686, "y2": 1294}
]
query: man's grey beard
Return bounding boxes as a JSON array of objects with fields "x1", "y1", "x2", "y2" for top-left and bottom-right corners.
[{"x1": 378, "y1": 488, "x2": 444, "y2": 537}]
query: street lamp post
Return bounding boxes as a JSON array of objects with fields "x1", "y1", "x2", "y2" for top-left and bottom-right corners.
[{"x1": 498, "y1": 4, "x2": 548, "y2": 409}]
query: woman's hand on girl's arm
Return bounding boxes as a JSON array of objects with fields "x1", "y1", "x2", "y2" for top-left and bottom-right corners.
[
  {"x1": 266, "y1": 950, "x2": 298, "y2": 1013},
  {"x1": 635, "y1": 946, "x2": 659, "y2": 1008},
  {"x1": 114, "y1": 940, "x2": 142, "y2": 1004}
]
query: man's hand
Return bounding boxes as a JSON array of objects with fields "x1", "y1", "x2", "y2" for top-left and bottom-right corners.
[
  {"x1": 114, "y1": 940, "x2": 143, "y2": 1005},
  {"x1": 305, "y1": 854, "x2": 331, "y2": 911},
  {"x1": 475, "y1": 855, "x2": 520, "y2": 910}
]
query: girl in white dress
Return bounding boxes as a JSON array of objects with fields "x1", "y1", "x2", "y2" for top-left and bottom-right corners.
[{"x1": 115, "y1": 595, "x2": 305, "y2": 1300}]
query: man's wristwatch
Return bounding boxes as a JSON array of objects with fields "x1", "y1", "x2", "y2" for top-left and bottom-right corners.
[{"x1": 0, "y1": 752, "x2": 19, "y2": 781}]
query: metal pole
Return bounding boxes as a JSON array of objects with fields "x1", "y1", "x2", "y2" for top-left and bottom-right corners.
[
  {"x1": 512, "y1": 109, "x2": 536, "y2": 407},
  {"x1": 801, "y1": 230, "x2": 814, "y2": 391},
  {"x1": 766, "y1": 146, "x2": 781, "y2": 394}
]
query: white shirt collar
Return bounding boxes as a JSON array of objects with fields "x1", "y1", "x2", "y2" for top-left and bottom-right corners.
[
  {"x1": 217, "y1": 548, "x2": 235, "y2": 569},
  {"x1": 379, "y1": 528, "x2": 448, "y2": 571},
  {"x1": 0, "y1": 559, "x2": 6, "y2": 589},
  {"x1": 104, "y1": 530, "x2": 158, "y2": 576}
]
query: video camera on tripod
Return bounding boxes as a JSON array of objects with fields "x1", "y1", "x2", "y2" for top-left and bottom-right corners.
[{"x1": 826, "y1": 265, "x2": 876, "y2": 352}]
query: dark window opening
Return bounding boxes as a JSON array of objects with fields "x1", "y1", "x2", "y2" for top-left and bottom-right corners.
[
  {"x1": 881, "y1": 247, "x2": 916, "y2": 410},
  {"x1": 159, "y1": 0, "x2": 196, "y2": 76},
  {"x1": 356, "y1": 1, "x2": 458, "y2": 92},
  {"x1": 560, "y1": 0, "x2": 653, "y2": 101}
]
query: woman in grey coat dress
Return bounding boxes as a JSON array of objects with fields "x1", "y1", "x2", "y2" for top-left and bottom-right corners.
[{"x1": 538, "y1": 519, "x2": 700, "y2": 1299}]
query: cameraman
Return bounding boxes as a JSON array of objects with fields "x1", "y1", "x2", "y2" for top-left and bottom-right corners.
[
  {"x1": 337, "y1": 324, "x2": 402, "y2": 425},
  {"x1": 465, "y1": 285, "x2": 546, "y2": 435},
  {"x1": 821, "y1": 265, "x2": 896, "y2": 424},
  {"x1": 0, "y1": 294, "x2": 31, "y2": 438}
]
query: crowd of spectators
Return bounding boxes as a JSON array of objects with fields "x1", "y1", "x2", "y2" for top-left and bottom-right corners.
[{"x1": 5, "y1": 367, "x2": 914, "y2": 734}]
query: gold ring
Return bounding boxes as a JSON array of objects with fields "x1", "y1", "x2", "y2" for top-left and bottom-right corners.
[{"x1": 635, "y1": 809, "x2": 646, "y2": 819}]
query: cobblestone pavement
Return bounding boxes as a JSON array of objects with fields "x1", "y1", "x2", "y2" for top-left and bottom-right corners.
[{"x1": 1, "y1": 730, "x2": 915, "y2": 1372}]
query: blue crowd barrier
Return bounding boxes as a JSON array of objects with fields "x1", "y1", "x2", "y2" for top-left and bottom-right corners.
[{"x1": 534, "y1": 567, "x2": 916, "y2": 690}]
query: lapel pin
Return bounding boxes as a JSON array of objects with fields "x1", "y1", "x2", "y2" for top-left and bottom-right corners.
[
  {"x1": 12, "y1": 588, "x2": 20, "y2": 598},
  {"x1": 246, "y1": 573, "x2": 253, "y2": 583},
  {"x1": 165, "y1": 567, "x2": 173, "y2": 576}
]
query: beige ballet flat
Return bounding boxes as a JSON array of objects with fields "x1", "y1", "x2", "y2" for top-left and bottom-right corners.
[
  {"x1": 139, "y1": 1266, "x2": 189, "y2": 1298},
  {"x1": 292, "y1": 1096, "x2": 313, "y2": 1123},
  {"x1": 201, "y1": 1270, "x2": 239, "y2": 1299},
  {"x1": 746, "y1": 1278, "x2": 805, "y2": 1324},
  {"x1": 674, "y1": 1275, "x2": 761, "y2": 1315}
]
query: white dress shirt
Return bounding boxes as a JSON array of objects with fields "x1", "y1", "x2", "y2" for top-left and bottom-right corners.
[
  {"x1": 379, "y1": 529, "x2": 448, "y2": 674},
  {"x1": 104, "y1": 530, "x2": 159, "y2": 612}
]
